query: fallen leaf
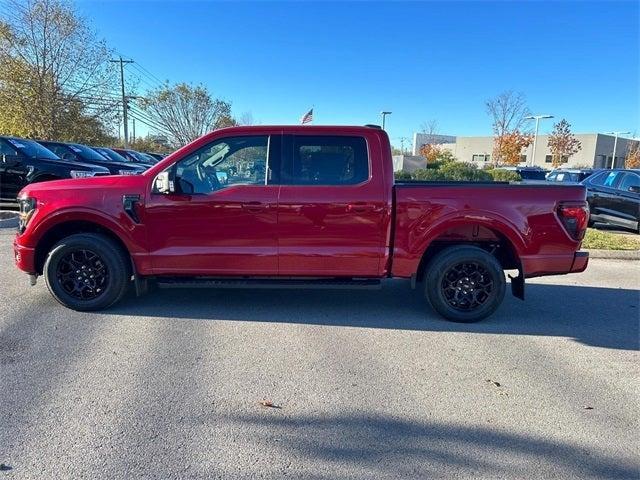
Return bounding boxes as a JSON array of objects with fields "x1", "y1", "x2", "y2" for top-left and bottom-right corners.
[
  {"x1": 583, "y1": 406, "x2": 594, "y2": 410},
  {"x1": 259, "y1": 399, "x2": 281, "y2": 409}
]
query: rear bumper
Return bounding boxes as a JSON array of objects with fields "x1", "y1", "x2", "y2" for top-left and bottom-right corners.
[
  {"x1": 522, "y1": 251, "x2": 589, "y2": 278},
  {"x1": 570, "y1": 251, "x2": 589, "y2": 274},
  {"x1": 13, "y1": 238, "x2": 36, "y2": 274}
]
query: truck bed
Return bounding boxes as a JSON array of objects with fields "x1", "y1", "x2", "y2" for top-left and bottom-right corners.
[{"x1": 391, "y1": 181, "x2": 588, "y2": 279}]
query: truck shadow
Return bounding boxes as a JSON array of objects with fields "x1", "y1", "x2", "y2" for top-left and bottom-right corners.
[
  {"x1": 110, "y1": 281, "x2": 639, "y2": 351},
  {"x1": 205, "y1": 412, "x2": 639, "y2": 479}
]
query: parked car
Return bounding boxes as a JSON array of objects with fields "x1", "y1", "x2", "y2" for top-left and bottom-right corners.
[
  {"x1": 37, "y1": 141, "x2": 146, "y2": 175},
  {"x1": 497, "y1": 166, "x2": 550, "y2": 182},
  {"x1": 0, "y1": 136, "x2": 109, "y2": 202},
  {"x1": 14, "y1": 125, "x2": 589, "y2": 322},
  {"x1": 582, "y1": 169, "x2": 640, "y2": 233},
  {"x1": 92, "y1": 146, "x2": 153, "y2": 169},
  {"x1": 112, "y1": 147, "x2": 160, "y2": 166},
  {"x1": 145, "y1": 152, "x2": 167, "y2": 162},
  {"x1": 546, "y1": 169, "x2": 596, "y2": 183}
]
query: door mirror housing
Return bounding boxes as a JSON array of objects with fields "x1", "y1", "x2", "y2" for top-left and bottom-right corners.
[
  {"x1": 628, "y1": 185, "x2": 640, "y2": 194},
  {"x1": 154, "y1": 171, "x2": 174, "y2": 194},
  {"x1": 61, "y1": 152, "x2": 76, "y2": 161}
]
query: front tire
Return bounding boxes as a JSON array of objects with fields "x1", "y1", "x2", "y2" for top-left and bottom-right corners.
[
  {"x1": 43, "y1": 233, "x2": 130, "y2": 311},
  {"x1": 424, "y1": 246, "x2": 506, "y2": 323}
]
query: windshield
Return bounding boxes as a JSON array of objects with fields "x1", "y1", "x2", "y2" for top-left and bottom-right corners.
[
  {"x1": 5, "y1": 138, "x2": 60, "y2": 160},
  {"x1": 95, "y1": 147, "x2": 129, "y2": 163},
  {"x1": 69, "y1": 143, "x2": 110, "y2": 161}
]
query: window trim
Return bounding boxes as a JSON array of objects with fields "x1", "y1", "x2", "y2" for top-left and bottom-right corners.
[
  {"x1": 280, "y1": 134, "x2": 372, "y2": 187},
  {"x1": 170, "y1": 134, "x2": 274, "y2": 195}
]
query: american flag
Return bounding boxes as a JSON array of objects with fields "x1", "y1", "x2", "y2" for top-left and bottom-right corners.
[{"x1": 300, "y1": 108, "x2": 313, "y2": 124}]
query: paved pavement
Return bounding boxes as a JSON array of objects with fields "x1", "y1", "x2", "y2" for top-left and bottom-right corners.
[{"x1": 0, "y1": 228, "x2": 638, "y2": 479}]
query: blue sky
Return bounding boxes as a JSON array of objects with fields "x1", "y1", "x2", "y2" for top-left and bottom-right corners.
[{"x1": 79, "y1": 0, "x2": 639, "y2": 146}]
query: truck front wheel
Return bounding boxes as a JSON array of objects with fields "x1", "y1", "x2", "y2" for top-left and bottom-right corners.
[
  {"x1": 43, "y1": 233, "x2": 130, "y2": 311},
  {"x1": 424, "y1": 245, "x2": 506, "y2": 323}
]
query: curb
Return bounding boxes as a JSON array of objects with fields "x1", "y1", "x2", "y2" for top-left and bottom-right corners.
[
  {"x1": 585, "y1": 249, "x2": 640, "y2": 260},
  {"x1": 0, "y1": 212, "x2": 18, "y2": 229}
]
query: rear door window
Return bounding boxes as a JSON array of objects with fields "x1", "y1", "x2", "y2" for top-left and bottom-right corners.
[
  {"x1": 617, "y1": 173, "x2": 640, "y2": 192},
  {"x1": 282, "y1": 135, "x2": 369, "y2": 185}
]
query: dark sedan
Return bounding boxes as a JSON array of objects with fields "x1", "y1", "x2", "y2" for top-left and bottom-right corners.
[
  {"x1": 546, "y1": 169, "x2": 596, "y2": 183},
  {"x1": 112, "y1": 147, "x2": 160, "y2": 166},
  {"x1": 37, "y1": 141, "x2": 146, "y2": 175},
  {"x1": 582, "y1": 169, "x2": 640, "y2": 233},
  {"x1": 92, "y1": 146, "x2": 153, "y2": 169}
]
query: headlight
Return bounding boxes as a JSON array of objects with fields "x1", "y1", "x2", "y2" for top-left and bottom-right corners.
[
  {"x1": 118, "y1": 169, "x2": 139, "y2": 175},
  {"x1": 18, "y1": 197, "x2": 36, "y2": 234},
  {"x1": 70, "y1": 170, "x2": 96, "y2": 179}
]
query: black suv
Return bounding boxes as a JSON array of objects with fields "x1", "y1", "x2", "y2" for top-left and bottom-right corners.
[
  {"x1": 37, "y1": 141, "x2": 146, "y2": 175},
  {"x1": 582, "y1": 169, "x2": 640, "y2": 233},
  {"x1": 0, "y1": 136, "x2": 110, "y2": 201}
]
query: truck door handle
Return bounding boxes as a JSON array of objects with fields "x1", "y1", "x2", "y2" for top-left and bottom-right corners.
[
  {"x1": 242, "y1": 201, "x2": 268, "y2": 212},
  {"x1": 347, "y1": 203, "x2": 375, "y2": 213}
]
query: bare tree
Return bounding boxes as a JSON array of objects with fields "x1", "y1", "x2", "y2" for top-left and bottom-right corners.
[
  {"x1": 0, "y1": 0, "x2": 118, "y2": 140},
  {"x1": 485, "y1": 91, "x2": 531, "y2": 136},
  {"x1": 486, "y1": 91, "x2": 531, "y2": 164},
  {"x1": 420, "y1": 119, "x2": 439, "y2": 135},
  {"x1": 238, "y1": 111, "x2": 256, "y2": 126},
  {"x1": 140, "y1": 83, "x2": 235, "y2": 147}
]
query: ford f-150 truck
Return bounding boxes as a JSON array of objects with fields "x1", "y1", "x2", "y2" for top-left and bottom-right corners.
[{"x1": 13, "y1": 125, "x2": 589, "y2": 322}]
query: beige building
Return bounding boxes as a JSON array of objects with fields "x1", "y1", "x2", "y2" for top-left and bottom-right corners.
[{"x1": 416, "y1": 133, "x2": 639, "y2": 169}]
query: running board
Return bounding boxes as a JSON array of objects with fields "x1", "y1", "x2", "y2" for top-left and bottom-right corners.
[{"x1": 156, "y1": 277, "x2": 382, "y2": 290}]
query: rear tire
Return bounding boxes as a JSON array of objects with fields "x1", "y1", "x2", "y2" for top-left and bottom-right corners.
[
  {"x1": 424, "y1": 246, "x2": 506, "y2": 323},
  {"x1": 43, "y1": 233, "x2": 130, "y2": 311}
]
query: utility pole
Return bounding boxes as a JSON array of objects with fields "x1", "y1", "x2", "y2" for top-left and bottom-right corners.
[
  {"x1": 381, "y1": 111, "x2": 392, "y2": 130},
  {"x1": 110, "y1": 56, "x2": 134, "y2": 147},
  {"x1": 524, "y1": 114, "x2": 553, "y2": 167},
  {"x1": 606, "y1": 131, "x2": 631, "y2": 168},
  {"x1": 132, "y1": 117, "x2": 136, "y2": 143}
]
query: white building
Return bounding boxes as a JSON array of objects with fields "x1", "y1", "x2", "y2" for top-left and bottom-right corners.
[{"x1": 413, "y1": 133, "x2": 639, "y2": 169}]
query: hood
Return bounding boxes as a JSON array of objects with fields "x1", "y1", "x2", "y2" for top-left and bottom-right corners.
[{"x1": 19, "y1": 172, "x2": 145, "y2": 198}]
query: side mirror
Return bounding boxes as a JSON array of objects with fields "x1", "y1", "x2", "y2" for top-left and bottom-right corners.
[
  {"x1": 62, "y1": 152, "x2": 76, "y2": 161},
  {"x1": 154, "y1": 171, "x2": 174, "y2": 194},
  {"x1": 628, "y1": 185, "x2": 640, "y2": 194}
]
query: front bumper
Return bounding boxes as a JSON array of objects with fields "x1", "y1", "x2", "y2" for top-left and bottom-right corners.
[{"x1": 14, "y1": 238, "x2": 36, "y2": 274}]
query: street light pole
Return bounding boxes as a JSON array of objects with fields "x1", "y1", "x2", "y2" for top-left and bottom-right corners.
[
  {"x1": 606, "y1": 131, "x2": 631, "y2": 168},
  {"x1": 380, "y1": 111, "x2": 392, "y2": 130},
  {"x1": 524, "y1": 114, "x2": 553, "y2": 167}
]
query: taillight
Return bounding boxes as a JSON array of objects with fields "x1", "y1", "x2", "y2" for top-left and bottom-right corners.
[{"x1": 557, "y1": 202, "x2": 589, "y2": 240}]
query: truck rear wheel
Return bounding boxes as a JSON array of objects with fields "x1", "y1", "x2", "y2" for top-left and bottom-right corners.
[
  {"x1": 424, "y1": 245, "x2": 506, "y2": 323},
  {"x1": 43, "y1": 233, "x2": 130, "y2": 311}
]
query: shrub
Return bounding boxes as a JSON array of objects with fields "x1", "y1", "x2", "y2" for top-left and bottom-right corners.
[
  {"x1": 412, "y1": 168, "x2": 445, "y2": 181},
  {"x1": 438, "y1": 162, "x2": 493, "y2": 181},
  {"x1": 394, "y1": 170, "x2": 413, "y2": 181},
  {"x1": 486, "y1": 169, "x2": 522, "y2": 182}
]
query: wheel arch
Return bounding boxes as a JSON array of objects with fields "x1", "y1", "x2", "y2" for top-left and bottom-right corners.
[
  {"x1": 413, "y1": 216, "x2": 524, "y2": 285},
  {"x1": 33, "y1": 216, "x2": 134, "y2": 275}
]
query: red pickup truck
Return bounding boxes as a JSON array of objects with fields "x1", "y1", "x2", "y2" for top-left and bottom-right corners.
[{"x1": 13, "y1": 125, "x2": 589, "y2": 322}]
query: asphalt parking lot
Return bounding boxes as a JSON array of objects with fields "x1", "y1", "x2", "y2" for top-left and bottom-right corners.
[{"x1": 0, "y1": 228, "x2": 638, "y2": 479}]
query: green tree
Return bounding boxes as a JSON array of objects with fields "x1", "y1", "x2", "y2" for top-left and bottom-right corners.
[
  {"x1": 0, "y1": 0, "x2": 118, "y2": 141},
  {"x1": 139, "y1": 83, "x2": 235, "y2": 147}
]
